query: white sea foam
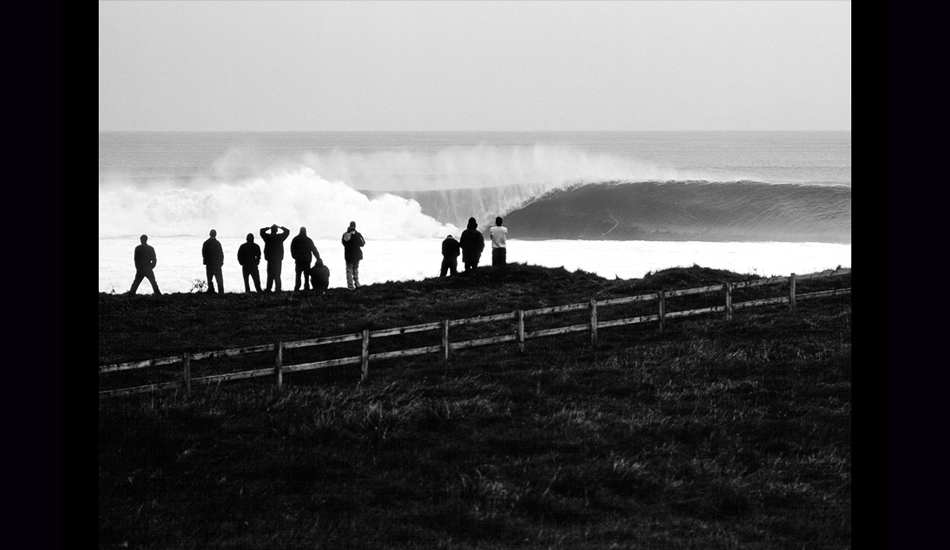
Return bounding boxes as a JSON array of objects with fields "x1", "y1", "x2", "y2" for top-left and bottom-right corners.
[{"x1": 98, "y1": 167, "x2": 457, "y2": 240}]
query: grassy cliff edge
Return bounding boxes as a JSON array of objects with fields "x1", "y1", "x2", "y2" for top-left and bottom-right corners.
[{"x1": 99, "y1": 264, "x2": 851, "y2": 549}]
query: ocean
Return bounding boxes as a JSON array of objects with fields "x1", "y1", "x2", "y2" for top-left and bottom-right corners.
[{"x1": 99, "y1": 131, "x2": 851, "y2": 294}]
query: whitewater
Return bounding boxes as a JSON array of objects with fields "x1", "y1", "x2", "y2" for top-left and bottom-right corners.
[{"x1": 98, "y1": 132, "x2": 851, "y2": 294}]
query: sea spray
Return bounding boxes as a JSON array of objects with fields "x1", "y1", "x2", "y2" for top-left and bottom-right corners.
[
  {"x1": 299, "y1": 144, "x2": 704, "y2": 190},
  {"x1": 100, "y1": 143, "x2": 760, "y2": 239},
  {"x1": 98, "y1": 167, "x2": 457, "y2": 240}
]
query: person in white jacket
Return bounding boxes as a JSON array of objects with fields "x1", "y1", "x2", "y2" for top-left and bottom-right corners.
[{"x1": 489, "y1": 217, "x2": 508, "y2": 267}]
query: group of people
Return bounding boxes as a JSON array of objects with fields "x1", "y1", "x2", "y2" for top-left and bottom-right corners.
[
  {"x1": 439, "y1": 216, "x2": 508, "y2": 277},
  {"x1": 128, "y1": 216, "x2": 508, "y2": 294},
  {"x1": 129, "y1": 221, "x2": 366, "y2": 295}
]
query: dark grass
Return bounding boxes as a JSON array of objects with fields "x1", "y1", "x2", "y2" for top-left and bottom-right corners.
[{"x1": 100, "y1": 264, "x2": 851, "y2": 549}]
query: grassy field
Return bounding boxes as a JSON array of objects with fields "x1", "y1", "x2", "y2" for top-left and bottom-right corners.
[{"x1": 99, "y1": 264, "x2": 851, "y2": 549}]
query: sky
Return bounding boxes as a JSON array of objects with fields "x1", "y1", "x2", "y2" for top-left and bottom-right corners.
[{"x1": 98, "y1": 1, "x2": 851, "y2": 132}]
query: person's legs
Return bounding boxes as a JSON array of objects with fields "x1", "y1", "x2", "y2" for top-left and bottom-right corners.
[
  {"x1": 440, "y1": 258, "x2": 449, "y2": 278},
  {"x1": 242, "y1": 267, "x2": 252, "y2": 293},
  {"x1": 251, "y1": 268, "x2": 262, "y2": 292},
  {"x1": 346, "y1": 263, "x2": 355, "y2": 290},
  {"x1": 449, "y1": 259, "x2": 457, "y2": 276},
  {"x1": 130, "y1": 270, "x2": 145, "y2": 294},
  {"x1": 353, "y1": 261, "x2": 360, "y2": 288},
  {"x1": 145, "y1": 270, "x2": 161, "y2": 295},
  {"x1": 294, "y1": 263, "x2": 304, "y2": 291},
  {"x1": 206, "y1": 265, "x2": 216, "y2": 293},
  {"x1": 301, "y1": 261, "x2": 312, "y2": 290},
  {"x1": 214, "y1": 267, "x2": 224, "y2": 293}
]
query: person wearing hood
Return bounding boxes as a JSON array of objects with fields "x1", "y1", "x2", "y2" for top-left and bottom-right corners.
[
  {"x1": 202, "y1": 229, "x2": 225, "y2": 293},
  {"x1": 260, "y1": 224, "x2": 290, "y2": 292},
  {"x1": 342, "y1": 221, "x2": 365, "y2": 290},
  {"x1": 290, "y1": 227, "x2": 321, "y2": 291},
  {"x1": 309, "y1": 257, "x2": 330, "y2": 294},
  {"x1": 237, "y1": 233, "x2": 263, "y2": 293},
  {"x1": 440, "y1": 234, "x2": 461, "y2": 277},
  {"x1": 459, "y1": 217, "x2": 486, "y2": 271}
]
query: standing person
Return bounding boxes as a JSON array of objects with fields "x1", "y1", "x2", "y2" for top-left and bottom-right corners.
[
  {"x1": 129, "y1": 234, "x2": 161, "y2": 295},
  {"x1": 440, "y1": 234, "x2": 461, "y2": 277},
  {"x1": 489, "y1": 216, "x2": 508, "y2": 267},
  {"x1": 342, "y1": 221, "x2": 366, "y2": 290},
  {"x1": 459, "y1": 217, "x2": 485, "y2": 271},
  {"x1": 260, "y1": 224, "x2": 290, "y2": 292},
  {"x1": 290, "y1": 227, "x2": 321, "y2": 291},
  {"x1": 237, "y1": 233, "x2": 263, "y2": 293},
  {"x1": 202, "y1": 229, "x2": 225, "y2": 293}
]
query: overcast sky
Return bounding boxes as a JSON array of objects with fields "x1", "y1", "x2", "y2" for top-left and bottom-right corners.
[{"x1": 98, "y1": 1, "x2": 851, "y2": 132}]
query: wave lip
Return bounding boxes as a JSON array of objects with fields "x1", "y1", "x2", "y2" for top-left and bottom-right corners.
[{"x1": 385, "y1": 180, "x2": 851, "y2": 244}]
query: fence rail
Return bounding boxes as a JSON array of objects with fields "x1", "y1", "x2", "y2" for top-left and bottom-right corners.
[{"x1": 99, "y1": 268, "x2": 851, "y2": 398}]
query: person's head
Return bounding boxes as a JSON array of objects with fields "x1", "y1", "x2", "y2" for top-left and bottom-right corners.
[
  {"x1": 467, "y1": 217, "x2": 477, "y2": 230},
  {"x1": 349, "y1": 221, "x2": 356, "y2": 231},
  {"x1": 209, "y1": 229, "x2": 217, "y2": 238},
  {"x1": 446, "y1": 234, "x2": 454, "y2": 240},
  {"x1": 299, "y1": 227, "x2": 307, "y2": 236},
  {"x1": 495, "y1": 217, "x2": 503, "y2": 226},
  {"x1": 246, "y1": 233, "x2": 254, "y2": 242},
  {"x1": 140, "y1": 235, "x2": 148, "y2": 244},
  {"x1": 271, "y1": 224, "x2": 278, "y2": 232}
]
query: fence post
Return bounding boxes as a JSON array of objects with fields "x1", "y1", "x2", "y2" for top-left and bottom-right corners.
[
  {"x1": 724, "y1": 283, "x2": 732, "y2": 321},
  {"x1": 182, "y1": 352, "x2": 191, "y2": 396},
  {"x1": 589, "y1": 299, "x2": 598, "y2": 347},
  {"x1": 274, "y1": 341, "x2": 283, "y2": 388},
  {"x1": 658, "y1": 291, "x2": 665, "y2": 332},
  {"x1": 517, "y1": 310, "x2": 525, "y2": 354},
  {"x1": 443, "y1": 319, "x2": 451, "y2": 362},
  {"x1": 361, "y1": 329, "x2": 370, "y2": 382},
  {"x1": 789, "y1": 273, "x2": 797, "y2": 311}
]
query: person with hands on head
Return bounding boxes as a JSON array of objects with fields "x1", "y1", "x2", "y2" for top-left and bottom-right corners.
[{"x1": 260, "y1": 224, "x2": 290, "y2": 292}]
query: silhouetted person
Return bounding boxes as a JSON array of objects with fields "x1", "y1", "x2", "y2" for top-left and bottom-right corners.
[
  {"x1": 290, "y1": 227, "x2": 321, "y2": 291},
  {"x1": 440, "y1": 234, "x2": 460, "y2": 277},
  {"x1": 459, "y1": 217, "x2": 486, "y2": 271},
  {"x1": 490, "y1": 216, "x2": 508, "y2": 267},
  {"x1": 202, "y1": 229, "x2": 225, "y2": 293},
  {"x1": 260, "y1": 224, "x2": 290, "y2": 291},
  {"x1": 237, "y1": 233, "x2": 263, "y2": 293},
  {"x1": 310, "y1": 257, "x2": 330, "y2": 293},
  {"x1": 342, "y1": 221, "x2": 365, "y2": 290},
  {"x1": 129, "y1": 234, "x2": 161, "y2": 295}
]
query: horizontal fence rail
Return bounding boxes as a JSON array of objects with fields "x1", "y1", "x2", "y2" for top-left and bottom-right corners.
[{"x1": 100, "y1": 268, "x2": 851, "y2": 398}]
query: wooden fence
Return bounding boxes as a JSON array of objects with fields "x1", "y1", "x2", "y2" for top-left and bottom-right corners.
[{"x1": 99, "y1": 268, "x2": 851, "y2": 398}]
